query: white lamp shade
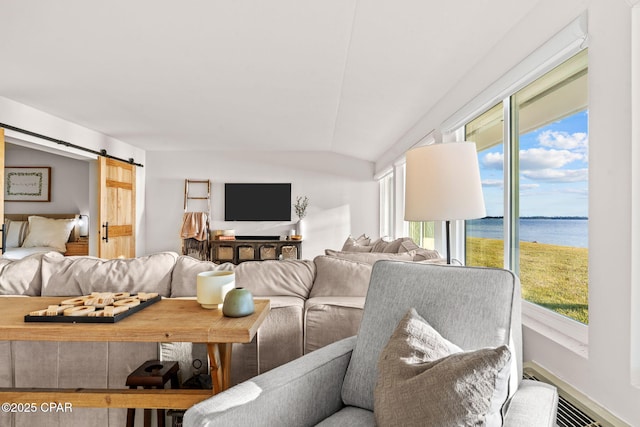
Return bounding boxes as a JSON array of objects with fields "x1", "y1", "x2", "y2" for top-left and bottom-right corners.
[{"x1": 404, "y1": 142, "x2": 486, "y2": 221}]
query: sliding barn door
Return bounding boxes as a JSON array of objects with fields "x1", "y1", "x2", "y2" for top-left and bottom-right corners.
[{"x1": 98, "y1": 157, "x2": 136, "y2": 258}]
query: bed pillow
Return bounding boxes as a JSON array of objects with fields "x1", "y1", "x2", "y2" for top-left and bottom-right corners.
[
  {"x1": 4, "y1": 218, "x2": 29, "y2": 248},
  {"x1": 21, "y1": 216, "x2": 76, "y2": 252},
  {"x1": 374, "y1": 308, "x2": 511, "y2": 427}
]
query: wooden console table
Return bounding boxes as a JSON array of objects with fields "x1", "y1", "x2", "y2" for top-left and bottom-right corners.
[
  {"x1": 0, "y1": 297, "x2": 269, "y2": 410},
  {"x1": 210, "y1": 239, "x2": 302, "y2": 264}
]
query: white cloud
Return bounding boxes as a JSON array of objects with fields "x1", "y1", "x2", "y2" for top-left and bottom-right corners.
[
  {"x1": 520, "y1": 183, "x2": 540, "y2": 190},
  {"x1": 521, "y1": 168, "x2": 588, "y2": 182},
  {"x1": 482, "y1": 152, "x2": 503, "y2": 169},
  {"x1": 538, "y1": 130, "x2": 588, "y2": 151},
  {"x1": 482, "y1": 179, "x2": 503, "y2": 187},
  {"x1": 519, "y1": 148, "x2": 583, "y2": 169},
  {"x1": 482, "y1": 147, "x2": 585, "y2": 171}
]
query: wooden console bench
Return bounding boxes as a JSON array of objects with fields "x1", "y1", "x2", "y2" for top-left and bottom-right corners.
[
  {"x1": 210, "y1": 238, "x2": 302, "y2": 264},
  {"x1": 0, "y1": 297, "x2": 269, "y2": 409}
]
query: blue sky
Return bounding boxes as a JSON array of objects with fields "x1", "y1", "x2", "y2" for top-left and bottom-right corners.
[{"x1": 478, "y1": 110, "x2": 589, "y2": 217}]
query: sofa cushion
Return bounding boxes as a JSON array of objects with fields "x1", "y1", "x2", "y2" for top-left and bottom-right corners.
[
  {"x1": 0, "y1": 252, "x2": 46, "y2": 296},
  {"x1": 324, "y1": 250, "x2": 415, "y2": 265},
  {"x1": 255, "y1": 296, "x2": 306, "y2": 374},
  {"x1": 374, "y1": 308, "x2": 511, "y2": 427},
  {"x1": 234, "y1": 260, "x2": 315, "y2": 299},
  {"x1": 310, "y1": 256, "x2": 372, "y2": 298},
  {"x1": 41, "y1": 251, "x2": 178, "y2": 296},
  {"x1": 171, "y1": 255, "x2": 235, "y2": 297},
  {"x1": 304, "y1": 296, "x2": 365, "y2": 353}
]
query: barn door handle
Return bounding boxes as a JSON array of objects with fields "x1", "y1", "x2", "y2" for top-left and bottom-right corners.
[{"x1": 102, "y1": 222, "x2": 109, "y2": 243}]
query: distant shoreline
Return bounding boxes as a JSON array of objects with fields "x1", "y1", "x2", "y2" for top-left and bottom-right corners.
[
  {"x1": 481, "y1": 216, "x2": 588, "y2": 220},
  {"x1": 467, "y1": 217, "x2": 588, "y2": 248}
]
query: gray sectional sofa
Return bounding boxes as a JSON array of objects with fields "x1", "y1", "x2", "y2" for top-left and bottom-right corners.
[{"x1": 0, "y1": 243, "x2": 436, "y2": 427}]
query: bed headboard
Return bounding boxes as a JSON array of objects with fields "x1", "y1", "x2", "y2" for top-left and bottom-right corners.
[{"x1": 5, "y1": 214, "x2": 81, "y2": 242}]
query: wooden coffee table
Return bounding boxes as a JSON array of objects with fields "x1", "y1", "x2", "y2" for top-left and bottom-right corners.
[{"x1": 0, "y1": 296, "x2": 269, "y2": 410}]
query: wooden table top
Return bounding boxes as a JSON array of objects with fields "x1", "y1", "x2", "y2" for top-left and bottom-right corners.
[{"x1": 0, "y1": 296, "x2": 270, "y2": 344}]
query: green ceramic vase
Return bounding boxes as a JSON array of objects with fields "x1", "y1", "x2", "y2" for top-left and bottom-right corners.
[{"x1": 222, "y1": 287, "x2": 255, "y2": 317}]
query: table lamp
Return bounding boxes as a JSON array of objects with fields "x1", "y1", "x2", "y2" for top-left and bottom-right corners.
[{"x1": 404, "y1": 142, "x2": 486, "y2": 264}]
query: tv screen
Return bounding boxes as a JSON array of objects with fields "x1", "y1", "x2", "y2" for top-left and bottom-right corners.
[{"x1": 225, "y1": 183, "x2": 291, "y2": 221}]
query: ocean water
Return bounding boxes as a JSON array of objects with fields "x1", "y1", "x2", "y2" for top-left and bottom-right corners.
[{"x1": 466, "y1": 217, "x2": 588, "y2": 248}]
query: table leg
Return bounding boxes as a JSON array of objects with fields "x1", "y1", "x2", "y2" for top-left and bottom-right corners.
[
  {"x1": 219, "y1": 343, "x2": 232, "y2": 390},
  {"x1": 207, "y1": 343, "x2": 234, "y2": 394},
  {"x1": 207, "y1": 343, "x2": 222, "y2": 394}
]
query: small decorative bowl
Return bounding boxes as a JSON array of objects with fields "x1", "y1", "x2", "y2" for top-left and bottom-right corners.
[{"x1": 290, "y1": 235, "x2": 302, "y2": 240}]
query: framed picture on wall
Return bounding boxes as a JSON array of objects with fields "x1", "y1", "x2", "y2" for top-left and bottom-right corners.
[{"x1": 5, "y1": 166, "x2": 51, "y2": 202}]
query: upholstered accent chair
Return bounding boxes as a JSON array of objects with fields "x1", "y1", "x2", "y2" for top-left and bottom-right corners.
[{"x1": 184, "y1": 261, "x2": 558, "y2": 427}]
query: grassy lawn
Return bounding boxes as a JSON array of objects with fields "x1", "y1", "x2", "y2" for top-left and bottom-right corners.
[{"x1": 466, "y1": 237, "x2": 588, "y2": 324}]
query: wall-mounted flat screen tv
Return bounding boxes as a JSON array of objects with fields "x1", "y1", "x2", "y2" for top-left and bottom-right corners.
[{"x1": 225, "y1": 183, "x2": 291, "y2": 221}]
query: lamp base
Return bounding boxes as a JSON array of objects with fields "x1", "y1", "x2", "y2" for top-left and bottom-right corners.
[{"x1": 445, "y1": 220, "x2": 451, "y2": 265}]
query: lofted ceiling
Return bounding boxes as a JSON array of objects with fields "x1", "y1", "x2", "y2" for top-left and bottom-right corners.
[{"x1": 0, "y1": 0, "x2": 540, "y2": 162}]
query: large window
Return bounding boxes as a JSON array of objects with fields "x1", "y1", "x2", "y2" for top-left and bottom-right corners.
[
  {"x1": 407, "y1": 221, "x2": 435, "y2": 250},
  {"x1": 465, "y1": 102, "x2": 505, "y2": 269},
  {"x1": 379, "y1": 171, "x2": 394, "y2": 238},
  {"x1": 465, "y1": 49, "x2": 588, "y2": 324}
]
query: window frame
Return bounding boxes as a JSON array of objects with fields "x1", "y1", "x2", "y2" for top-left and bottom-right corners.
[
  {"x1": 459, "y1": 54, "x2": 589, "y2": 357},
  {"x1": 378, "y1": 14, "x2": 590, "y2": 356}
]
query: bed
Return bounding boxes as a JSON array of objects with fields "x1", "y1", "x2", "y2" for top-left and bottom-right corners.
[{"x1": 2, "y1": 214, "x2": 83, "y2": 260}]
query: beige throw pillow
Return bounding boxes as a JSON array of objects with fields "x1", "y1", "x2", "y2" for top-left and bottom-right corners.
[
  {"x1": 341, "y1": 234, "x2": 373, "y2": 252},
  {"x1": 21, "y1": 216, "x2": 76, "y2": 252},
  {"x1": 375, "y1": 308, "x2": 512, "y2": 427}
]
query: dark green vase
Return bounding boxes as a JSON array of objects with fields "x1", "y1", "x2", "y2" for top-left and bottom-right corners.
[{"x1": 222, "y1": 287, "x2": 255, "y2": 317}]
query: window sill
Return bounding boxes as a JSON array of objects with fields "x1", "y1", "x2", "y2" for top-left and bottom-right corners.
[{"x1": 521, "y1": 300, "x2": 588, "y2": 359}]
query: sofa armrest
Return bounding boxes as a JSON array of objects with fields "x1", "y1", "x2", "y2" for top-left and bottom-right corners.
[
  {"x1": 504, "y1": 379, "x2": 559, "y2": 427},
  {"x1": 183, "y1": 336, "x2": 357, "y2": 427}
]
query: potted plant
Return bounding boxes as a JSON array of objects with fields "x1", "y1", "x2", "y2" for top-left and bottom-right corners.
[{"x1": 293, "y1": 196, "x2": 309, "y2": 238}]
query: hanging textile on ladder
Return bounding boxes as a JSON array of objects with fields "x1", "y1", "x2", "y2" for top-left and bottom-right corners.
[{"x1": 182, "y1": 179, "x2": 211, "y2": 260}]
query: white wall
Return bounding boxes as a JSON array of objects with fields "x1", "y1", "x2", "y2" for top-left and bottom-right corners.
[
  {"x1": 144, "y1": 150, "x2": 377, "y2": 259},
  {"x1": 4, "y1": 144, "x2": 90, "y2": 215},
  {"x1": 0, "y1": 96, "x2": 147, "y2": 255},
  {"x1": 379, "y1": 0, "x2": 640, "y2": 424}
]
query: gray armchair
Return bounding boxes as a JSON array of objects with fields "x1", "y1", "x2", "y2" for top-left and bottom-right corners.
[{"x1": 184, "y1": 261, "x2": 558, "y2": 426}]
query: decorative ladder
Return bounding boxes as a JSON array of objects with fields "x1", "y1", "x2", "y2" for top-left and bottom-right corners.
[{"x1": 182, "y1": 179, "x2": 211, "y2": 260}]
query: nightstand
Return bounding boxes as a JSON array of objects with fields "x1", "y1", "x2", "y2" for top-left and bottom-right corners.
[{"x1": 64, "y1": 239, "x2": 89, "y2": 256}]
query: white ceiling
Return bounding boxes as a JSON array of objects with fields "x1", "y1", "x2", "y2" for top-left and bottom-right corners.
[{"x1": 0, "y1": 0, "x2": 539, "y2": 162}]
